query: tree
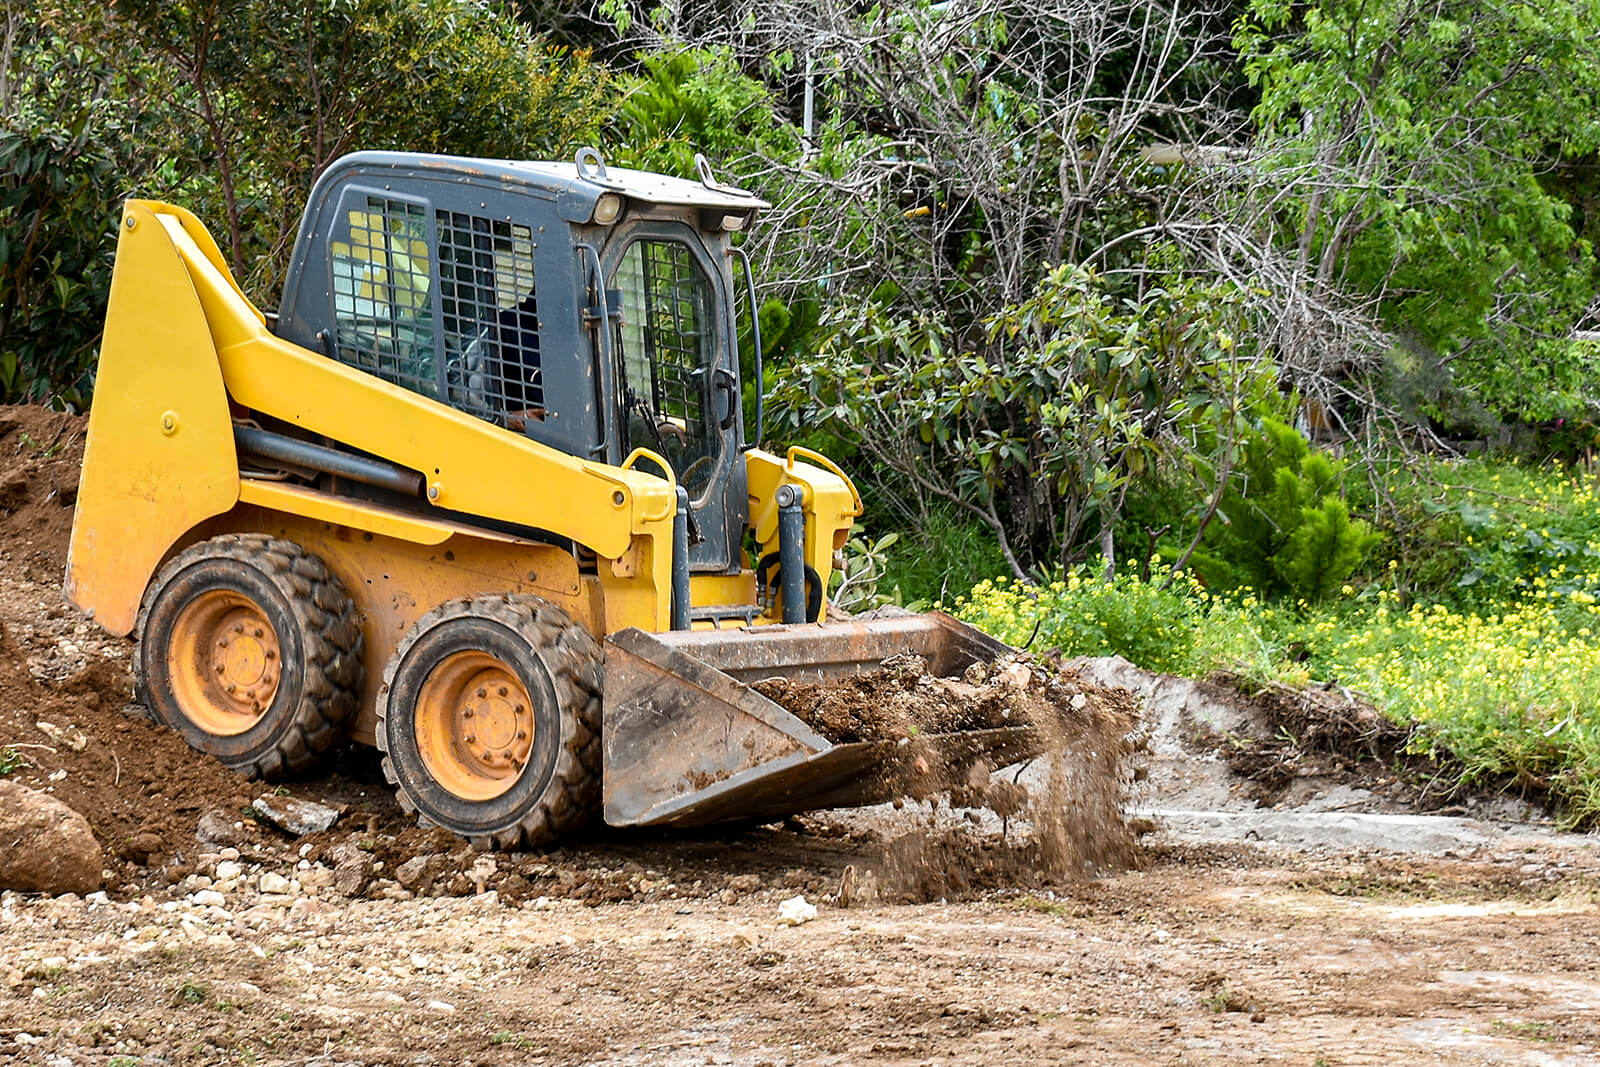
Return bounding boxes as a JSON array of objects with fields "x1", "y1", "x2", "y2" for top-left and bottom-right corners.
[
  {"x1": 0, "y1": 4, "x2": 180, "y2": 404},
  {"x1": 1238, "y1": 0, "x2": 1600, "y2": 425},
  {"x1": 111, "y1": 0, "x2": 612, "y2": 293}
]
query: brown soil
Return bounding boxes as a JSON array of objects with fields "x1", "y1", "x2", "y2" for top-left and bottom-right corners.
[
  {"x1": 1206, "y1": 673, "x2": 1486, "y2": 811},
  {"x1": 0, "y1": 618, "x2": 258, "y2": 872},
  {"x1": 0, "y1": 405, "x2": 86, "y2": 580}
]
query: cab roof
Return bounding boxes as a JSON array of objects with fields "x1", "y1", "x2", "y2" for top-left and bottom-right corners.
[{"x1": 325, "y1": 151, "x2": 770, "y2": 213}]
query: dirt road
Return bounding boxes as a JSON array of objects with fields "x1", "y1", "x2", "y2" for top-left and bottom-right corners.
[
  {"x1": 4, "y1": 405, "x2": 1599, "y2": 1065},
  {"x1": 6, "y1": 836, "x2": 1599, "y2": 1065}
]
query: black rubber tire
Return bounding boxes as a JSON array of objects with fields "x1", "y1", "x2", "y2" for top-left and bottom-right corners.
[
  {"x1": 136, "y1": 533, "x2": 364, "y2": 778},
  {"x1": 376, "y1": 593, "x2": 603, "y2": 850}
]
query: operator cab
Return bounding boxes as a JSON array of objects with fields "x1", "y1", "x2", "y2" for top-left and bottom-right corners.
[{"x1": 275, "y1": 149, "x2": 767, "y2": 574}]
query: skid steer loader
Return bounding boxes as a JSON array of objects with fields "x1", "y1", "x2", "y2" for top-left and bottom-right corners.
[{"x1": 65, "y1": 148, "x2": 1038, "y2": 848}]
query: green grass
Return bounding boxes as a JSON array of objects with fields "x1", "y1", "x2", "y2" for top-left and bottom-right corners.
[{"x1": 0, "y1": 746, "x2": 28, "y2": 775}]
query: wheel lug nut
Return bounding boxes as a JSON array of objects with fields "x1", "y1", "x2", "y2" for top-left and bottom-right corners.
[
  {"x1": 215, "y1": 663, "x2": 226, "y2": 674},
  {"x1": 477, "y1": 688, "x2": 487, "y2": 699},
  {"x1": 462, "y1": 708, "x2": 474, "y2": 718},
  {"x1": 501, "y1": 750, "x2": 512, "y2": 761},
  {"x1": 217, "y1": 638, "x2": 229, "y2": 648},
  {"x1": 513, "y1": 704, "x2": 525, "y2": 714},
  {"x1": 515, "y1": 730, "x2": 527, "y2": 740},
  {"x1": 497, "y1": 686, "x2": 508, "y2": 697},
  {"x1": 233, "y1": 624, "x2": 244, "y2": 633},
  {"x1": 265, "y1": 649, "x2": 276, "y2": 660},
  {"x1": 464, "y1": 734, "x2": 476, "y2": 744},
  {"x1": 225, "y1": 683, "x2": 236, "y2": 693},
  {"x1": 481, "y1": 750, "x2": 494, "y2": 762},
  {"x1": 254, "y1": 627, "x2": 264, "y2": 638}
]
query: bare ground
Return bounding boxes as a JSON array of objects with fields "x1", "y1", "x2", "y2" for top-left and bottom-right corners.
[{"x1": 4, "y1": 404, "x2": 1599, "y2": 1065}]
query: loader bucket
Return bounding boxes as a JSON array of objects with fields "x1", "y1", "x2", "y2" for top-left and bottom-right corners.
[{"x1": 601, "y1": 612, "x2": 1041, "y2": 827}]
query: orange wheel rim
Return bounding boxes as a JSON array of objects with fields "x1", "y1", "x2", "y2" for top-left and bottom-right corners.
[
  {"x1": 414, "y1": 651, "x2": 536, "y2": 802},
  {"x1": 167, "y1": 590, "x2": 282, "y2": 736}
]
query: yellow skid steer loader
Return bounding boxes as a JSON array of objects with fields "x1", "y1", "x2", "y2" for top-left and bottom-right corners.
[{"x1": 65, "y1": 149, "x2": 1035, "y2": 848}]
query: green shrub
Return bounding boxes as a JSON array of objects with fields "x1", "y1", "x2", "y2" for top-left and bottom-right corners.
[
  {"x1": 1193, "y1": 418, "x2": 1380, "y2": 600},
  {"x1": 953, "y1": 571, "x2": 1262, "y2": 678}
]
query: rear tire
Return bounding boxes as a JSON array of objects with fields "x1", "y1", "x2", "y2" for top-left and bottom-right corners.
[
  {"x1": 136, "y1": 534, "x2": 364, "y2": 777},
  {"x1": 376, "y1": 594, "x2": 603, "y2": 850}
]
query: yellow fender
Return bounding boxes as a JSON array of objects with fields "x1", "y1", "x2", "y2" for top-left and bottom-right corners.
[{"x1": 64, "y1": 208, "x2": 240, "y2": 635}]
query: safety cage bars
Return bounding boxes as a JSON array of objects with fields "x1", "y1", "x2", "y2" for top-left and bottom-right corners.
[{"x1": 328, "y1": 194, "x2": 545, "y2": 431}]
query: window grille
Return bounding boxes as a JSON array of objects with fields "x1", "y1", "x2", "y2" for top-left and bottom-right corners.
[
  {"x1": 615, "y1": 239, "x2": 718, "y2": 500},
  {"x1": 436, "y1": 211, "x2": 543, "y2": 425},
  {"x1": 329, "y1": 196, "x2": 437, "y2": 397}
]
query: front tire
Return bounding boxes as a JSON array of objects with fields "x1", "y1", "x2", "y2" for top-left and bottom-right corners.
[
  {"x1": 376, "y1": 594, "x2": 602, "y2": 850},
  {"x1": 136, "y1": 534, "x2": 364, "y2": 777}
]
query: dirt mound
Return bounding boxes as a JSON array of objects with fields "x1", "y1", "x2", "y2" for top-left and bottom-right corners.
[
  {"x1": 0, "y1": 406, "x2": 87, "y2": 580},
  {"x1": 0, "y1": 619, "x2": 258, "y2": 879}
]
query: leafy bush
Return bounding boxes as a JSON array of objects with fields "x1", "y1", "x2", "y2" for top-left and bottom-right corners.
[
  {"x1": 0, "y1": 9, "x2": 175, "y2": 405},
  {"x1": 1192, "y1": 418, "x2": 1379, "y2": 600},
  {"x1": 1365, "y1": 457, "x2": 1600, "y2": 611},
  {"x1": 953, "y1": 571, "x2": 1260, "y2": 678}
]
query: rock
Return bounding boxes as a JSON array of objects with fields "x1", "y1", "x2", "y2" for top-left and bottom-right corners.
[
  {"x1": 35, "y1": 720, "x2": 88, "y2": 752},
  {"x1": 298, "y1": 866, "x2": 335, "y2": 890},
  {"x1": 214, "y1": 861, "x2": 243, "y2": 882},
  {"x1": 195, "y1": 810, "x2": 243, "y2": 846},
  {"x1": 776, "y1": 895, "x2": 817, "y2": 926},
  {"x1": 0, "y1": 781, "x2": 103, "y2": 895},
  {"x1": 192, "y1": 889, "x2": 226, "y2": 908},
  {"x1": 331, "y1": 842, "x2": 372, "y2": 897},
  {"x1": 258, "y1": 872, "x2": 292, "y2": 894},
  {"x1": 251, "y1": 794, "x2": 343, "y2": 836},
  {"x1": 123, "y1": 832, "x2": 164, "y2": 864},
  {"x1": 394, "y1": 856, "x2": 433, "y2": 890},
  {"x1": 728, "y1": 874, "x2": 762, "y2": 893}
]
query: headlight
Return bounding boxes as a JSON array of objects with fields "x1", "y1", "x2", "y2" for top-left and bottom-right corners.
[{"x1": 593, "y1": 193, "x2": 623, "y2": 225}]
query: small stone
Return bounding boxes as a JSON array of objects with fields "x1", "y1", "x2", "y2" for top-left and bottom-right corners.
[
  {"x1": 219, "y1": 847, "x2": 240, "y2": 861},
  {"x1": 192, "y1": 890, "x2": 226, "y2": 908},
  {"x1": 258, "y1": 872, "x2": 292, "y2": 895},
  {"x1": 251, "y1": 794, "x2": 343, "y2": 836},
  {"x1": 331, "y1": 843, "x2": 372, "y2": 897},
  {"x1": 123, "y1": 832, "x2": 163, "y2": 864},
  {"x1": 728, "y1": 874, "x2": 762, "y2": 893},
  {"x1": 298, "y1": 867, "x2": 335, "y2": 890},
  {"x1": 395, "y1": 856, "x2": 433, "y2": 890},
  {"x1": 776, "y1": 895, "x2": 817, "y2": 926},
  {"x1": 215, "y1": 861, "x2": 243, "y2": 882},
  {"x1": 35, "y1": 720, "x2": 87, "y2": 752},
  {"x1": 195, "y1": 810, "x2": 242, "y2": 847}
]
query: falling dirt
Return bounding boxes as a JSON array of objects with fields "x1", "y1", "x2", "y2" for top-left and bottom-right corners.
[{"x1": 758, "y1": 651, "x2": 1148, "y2": 896}]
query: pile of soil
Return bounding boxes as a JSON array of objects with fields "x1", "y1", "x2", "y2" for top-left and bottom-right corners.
[
  {"x1": 0, "y1": 620, "x2": 258, "y2": 875},
  {"x1": 1206, "y1": 674, "x2": 1478, "y2": 811},
  {"x1": 0, "y1": 406, "x2": 87, "y2": 580}
]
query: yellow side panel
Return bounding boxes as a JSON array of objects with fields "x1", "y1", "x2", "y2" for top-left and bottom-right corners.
[
  {"x1": 194, "y1": 503, "x2": 602, "y2": 745},
  {"x1": 64, "y1": 203, "x2": 240, "y2": 636}
]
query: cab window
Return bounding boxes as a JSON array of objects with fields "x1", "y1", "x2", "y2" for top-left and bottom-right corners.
[{"x1": 612, "y1": 239, "x2": 722, "y2": 502}]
